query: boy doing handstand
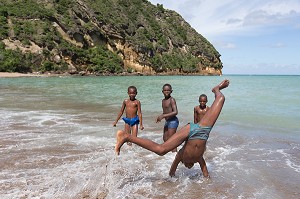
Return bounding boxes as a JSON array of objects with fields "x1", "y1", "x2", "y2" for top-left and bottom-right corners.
[
  {"x1": 116, "y1": 80, "x2": 229, "y2": 177},
  {"x1": 113, "y1": 86, "x2": 144, "y2": 143}
]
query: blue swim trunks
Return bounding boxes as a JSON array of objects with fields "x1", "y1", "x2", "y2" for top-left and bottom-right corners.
[
  {"x1": 122, "y1": 115, "x2": 139, "y2": 126},
  {"x1": 188, "y1": 123, "x2": 212, "y2": 140},
  {"x1": 164, "y1": 116, "x2": 179, "y2": 129}
]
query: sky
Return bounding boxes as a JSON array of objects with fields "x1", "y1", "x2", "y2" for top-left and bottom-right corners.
[{"x1": 148, "y1": 0, "x2": 300, "y2": 75}]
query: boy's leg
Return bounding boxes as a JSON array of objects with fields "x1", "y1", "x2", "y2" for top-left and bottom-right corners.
[
  {"x1": 131, "y1": 125, "x2": 138, "y2": 137},
  {"x1": 124, "y1": 123, "x2": 131, "y2": 134},
  {"x1": 116, "y1": 124, "x2": 190, "y2": 155},
  {"x1": 164, "y1": 118, "x2": 179, "y2": 152},
  {"x1": 200, "y1": 80, "x2": 229, "y2": 127},
  {"x1": 166, "y1": 128, "x2": 177, "y2": 152},
  {"x1": 124, "y1": 124, "x2": 132, "y2": 145},
  {"x1": 163, "y1": 125, "x2": 168, "y2": 142}
]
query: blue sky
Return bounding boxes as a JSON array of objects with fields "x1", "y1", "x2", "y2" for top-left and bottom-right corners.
[{"x1": 148, "y1": 0, "x2": 300, "y2": 75}]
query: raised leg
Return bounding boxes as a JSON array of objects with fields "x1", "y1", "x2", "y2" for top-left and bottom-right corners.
[
  {"x1": 200, "y1": 79, "x2": 229, "y2": 127},
  {"x1": 116, "y1": 124, "x2": 190, "y2": 155}
]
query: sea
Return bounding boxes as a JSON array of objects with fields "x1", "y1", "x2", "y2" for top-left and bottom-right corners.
[{"x1": 0, "y1": 75, "x2": 299, "y2": 199}]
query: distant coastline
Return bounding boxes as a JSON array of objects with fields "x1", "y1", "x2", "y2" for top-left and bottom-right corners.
[
  {"x1": 0, "y1": 72, "x2": 224, "y2": 78},
  {"x1": 2, "y1": 72, "x2": 299, "y2": 78}
]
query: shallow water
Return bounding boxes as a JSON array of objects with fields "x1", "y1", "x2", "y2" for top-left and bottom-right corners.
[{"x1": 0, "y1": 75, "x2": 299, "y2": 198}]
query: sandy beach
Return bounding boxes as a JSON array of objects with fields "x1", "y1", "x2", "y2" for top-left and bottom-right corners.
[
  {"x1": 0, "y1": 72, "x2": 72, "y2": 78},
  {"x1": 0, "y1": 72, "x2": 46, "y2": 78}
]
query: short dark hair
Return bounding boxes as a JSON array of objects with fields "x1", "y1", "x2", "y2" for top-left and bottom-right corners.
[
  {"x1": 128, "y1": 86, "x2": 137, "y2": 92},
  {"x1": 162, "y1": 83, "x2": 172, "y2": 90},
  {"x1": 199, "y1": 94, "x2": 208, "y2": 100}
]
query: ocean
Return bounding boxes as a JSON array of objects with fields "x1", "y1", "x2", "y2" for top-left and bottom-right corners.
[{"x1": 0, "y1": 75, "x2": 299, "y2": 199}]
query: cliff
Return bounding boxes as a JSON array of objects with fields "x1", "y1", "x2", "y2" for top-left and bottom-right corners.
[{"x1": 0, "y1": 0, "x2": 223, "y2": 75}]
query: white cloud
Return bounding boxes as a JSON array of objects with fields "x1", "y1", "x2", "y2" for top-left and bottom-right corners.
[
  {"x1": 149, "y1": 0, "x2": 300, "y2": 37},
  {"x1": 264, "y1": 42, "x2": 286, "y2": 48}
]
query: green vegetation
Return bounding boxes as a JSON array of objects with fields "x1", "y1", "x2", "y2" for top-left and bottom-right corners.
[
  {"x1": 0, "y1": 0, "x2": 222, "y2": 74},
  {"x1": 87, "y1": 46, "x2": 123, "y2": 73},
  {"x1": 0, "y1": 42, "x2": 31, "y2": 72}
]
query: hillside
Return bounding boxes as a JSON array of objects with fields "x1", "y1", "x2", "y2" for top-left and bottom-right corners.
[{"x1": 0, "y1": 0, "x2": 223, "y2": 75}]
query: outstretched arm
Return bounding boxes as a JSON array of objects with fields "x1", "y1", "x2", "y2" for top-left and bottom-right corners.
[
  {"x1": 169, "y1": 150, "x2": 183, "y2": 177},
  {"x1": 113, "y1": 100, "x2": 126, "y2": 126}
]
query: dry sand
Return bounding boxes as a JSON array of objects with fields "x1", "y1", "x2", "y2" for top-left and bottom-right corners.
[{"x1": 0, "y1": 72, "x2": 62, "y2": 78}]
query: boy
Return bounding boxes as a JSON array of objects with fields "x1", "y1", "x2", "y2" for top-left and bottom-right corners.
[
  {"x1": 194, "y1": 94, "x2": 210, "y2": 123},
  {"x1": 156, "y1": 84, "x2": 179, "y2": 152},
  {"x1": 113, "y1": 86, "x2": 144, "y2": 142},
  {"x1": 116, "y1": 80, "x2": 230, "y2": 178}
]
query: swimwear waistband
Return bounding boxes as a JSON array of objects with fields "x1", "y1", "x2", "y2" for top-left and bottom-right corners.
[{"x1": 166, "y1": 116, "x2": 178, "y2": 121}]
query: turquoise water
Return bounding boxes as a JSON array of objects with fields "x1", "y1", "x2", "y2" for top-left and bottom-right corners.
[{"x1": 0, "y1": 75, "x2": 299, "y2": 198}]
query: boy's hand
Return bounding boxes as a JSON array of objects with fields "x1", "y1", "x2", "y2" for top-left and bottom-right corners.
[
  {"x1": 112, "y1": 122, "x2": 117, "y2": 127},
  {"x1": 169, "y1": 171, "x2": 175, "y2": 177},
  {"x1": 140, "y1": 125, "x2": 144, "y2": 130},
  {"x1": 156, "y1": 115, "x2": 163, "y2": 123}
]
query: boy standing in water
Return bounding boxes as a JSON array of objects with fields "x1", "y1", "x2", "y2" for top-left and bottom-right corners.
[
  {"x1": 113, "y1": 86, "x2": 144, "y2": 143},
  {"x1": 116, "y1": 80, "x2": 230, "y2": 178},
  {"x1": 194, "y1": 94, "x2": 210, "y2": 123},
  {"x1": 156, "y1": 84, "x2": 179, "y2": 152}
]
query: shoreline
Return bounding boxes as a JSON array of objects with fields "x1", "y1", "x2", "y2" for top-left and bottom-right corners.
[{"x1": 0, "y1": 72, "x2": 48, "y2": 78}]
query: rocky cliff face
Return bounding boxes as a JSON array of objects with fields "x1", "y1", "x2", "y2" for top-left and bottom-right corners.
[{"x1": 0, "y1": 0, "x2": 222, "y2": 75}]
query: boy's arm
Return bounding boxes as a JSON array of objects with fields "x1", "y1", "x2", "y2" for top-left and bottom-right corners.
[
  {"x1": 113, "y1": 100, "x2": 126, "y2": 126},
  {"x1": 157, "y1": 98, "x2": 178, "y2": 122},
  {"x1": 156, "y1": 100, "x2": 164, "y2": 122},
  {"x1": 169, "y1": 97, "x2": 178, "y2": 117},
  {"x1": 194, "y1": 107, "x2": 198, "y2": 124},
  {"x1": 137, "y1": 100, "x2": 144, "y2": 130},
  {"x1": 169, "y1": 150, "x2": 182, "y2": 177}
]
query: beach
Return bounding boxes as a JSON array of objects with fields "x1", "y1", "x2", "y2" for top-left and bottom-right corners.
[
  {"x1": 0, "y1": 75, "x2": 299, "y2": 199},
  {"x1": 0, "y1": 72, "x2": 71, "y2": 78},
  {"x1": 0, "y1": 72, "x2": 45, "y2": 78}
]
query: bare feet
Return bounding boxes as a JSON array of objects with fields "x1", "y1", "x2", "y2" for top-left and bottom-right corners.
[
  {"x1": 115, "y1": 130, "x2": 128, "y2": 155},
  {"x1": 219, "y1": 79, "x2": 230, "y2": 90},
  {"x1": 212, "y1": 79, "x2": 229, "y2": 92}
]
